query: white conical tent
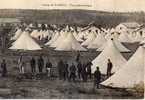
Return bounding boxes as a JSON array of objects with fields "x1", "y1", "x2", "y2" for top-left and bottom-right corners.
[
  {"x1": 110, "y1": 28, "x2": 115, "y2": 33},
  {"x1": 81, "y1": 33, "x2": 96, "y2": 46},
  {"x1": 55, "y1": 33, "x2": 87, "y2": 51},
  {"x1": 11, "y1": 29, "x2": 22, "y2": 40},
  {"x1": 105, "y1": 31, "x2": 111, "y2": 39},
  {"x1": 42, "y1": 30, "x2": 49, "y2": 38},
  {"x1": 9, "y1": 31, "x2": 42, "y2": 50},
  {"x1": 77, "y1": 31, "x2": 86, "y2": 40},
  {"x1": 101, "y1": 46, "x2": 145, "y2": 88},
  {"x1": 31, "y1": 30, "x2": 46, "y2": 40},
  {"x1": 118, "y1": 33, "x2": 133, "y2": 43},
  {"x1": 50, "y1": 31, "x2": 68, "y2": 48},
  {"x1": 91, "y1": 39, "x2": 127, "y2": 74},
  {"x1": 140, "y1": 38, "x2": 145, "y2": 44},
  {"x1": 45, "y1": 31, "x2": 60, "y2": 46},
  {"x1": 87, "y1": 33, "x2": 106, "y2": 49},
  {"x1": 73, "y1": 31, "x2": 84, "y2": 42},
  {"x1": 38, "y1": 30, "x2": 46, "y2": 40},
  {"x1": 97, "y1": 38, "x2": 131, "y2": 52},
  {"x1": 31, "y1": 29, "x2": 39, "y2": 38},
  {"x1": 133, "y1": 32, "x2": 144, "y2": 43}
]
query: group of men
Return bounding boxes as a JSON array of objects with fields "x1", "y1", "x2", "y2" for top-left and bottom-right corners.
[
  {"x1": 18, "y1": 55, "x2": 52, "y2": 77},
  {"x1": 57, "y1": 60, "x2": 94, "y2": 82},
  {"x1": 0, "y1": 55, "x2": 113, "y2": 88}
]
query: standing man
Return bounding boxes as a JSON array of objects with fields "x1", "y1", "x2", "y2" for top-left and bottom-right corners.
[
  {"x1": 81, "y1": 63, "x2": 87, "y2": 82},
  {"x1": 57, "y1": 59, "x2": 64, "y2": 80},
  {"x1": 69, "y1": 63, "x2": 76, "y2": 82},
  {"x1": 107, "y1": 59, "x2": 113, "y2": 77},
  {"x1": 64, "y1": 61, "x2": 69, "y2": 81},
  {"x1": 76, "y1": 51, "x2": 80, "y2": 62},
  {"x1": 86, "y1": 61, "x2": 92, "y2": 80},
  {"x1": 21, "y1": 61, "x2": 26, "y2": 74},
  {"x1": 77, "y1": 61, "x2": 82, "y2": 79},
  {"x1": 45, "y1": 58, "x2": 52, "y2": 77},
  {"x1": 38, "y1": 55, "x2": 44, "y2": 73},
  {"x1": 18, "y1": 56, "x2": 23, "y2": 73},
  {"x1": 30, "y1": 57, "x2": 36, "y2": 73},
  {"x1": 94, "y1": 67, "x2": 101, "y2": 89},
  {"x1": 1, "y1": 59, "x2": 7, "y2": 77}
]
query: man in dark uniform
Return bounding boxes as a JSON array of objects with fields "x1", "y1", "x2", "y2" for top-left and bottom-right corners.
[
  {"x1": 57, "y1": 60, "x2": 64, "y2": 80},
  {"x1": 94, "y1": 67, "x2": 101, "y2": 88},
  {"x1": 76, "y1": 51, "x2": 80, "y2": 62},
  {"x1": 30, "y1": 57, "x2": 36, "y2": 73},
  {"x1": 46, "y1": 58, "x2": 52, "y2": 77},
  {"x1": 107, "y1": 59, "x2": 113, "y2": 77},
  {"x1": 86, "y1": 61, "x2": 92, "y2": 80},
  {"x1": 69, "y1": 63, "x2": 76, "y2": 82},
  {"x1": 81, "y1": 63, "x2": 87, "y2": 82},
  {"x1": 37, "y1": 56, "x2": 44, "y2": 73},
  {"x1": 63, "y1": 61, "x2": 69, "y2": 81},
  {"x1": 1, "y1": 59, "x2": 7, "y2": 77},
  {"x1": 77, "y1": 61, "x2": 82, "y2": 79}
]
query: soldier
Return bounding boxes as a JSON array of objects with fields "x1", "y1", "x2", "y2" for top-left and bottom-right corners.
[
  {"x1": 63, "y1": 61, "x2": 69, "y2": 80},
  {"x1": 30, "y1": 57, "x2": 36, "y2": 73},
  {"x1": 69, "y1": 63, "x2": 76, "y2": 82},
  {"x1": 86, "y1": 62, "x2": 92, "y2": 79},
  {"x1": 37, "y1": 55, "x2": 44, "y2": 73},
  {"x1": 76, "y1": 51, "x2": 80, "y2": 62},
  {"x1": 46, "y1": 58, "x2": 52, "y2": 77},
  {"x1": 94, "y1": 67, "x2": 101, "y2": 88},
  {"x1": 77, "y1": 61, "x2": 82, "y2": 79},
  {"x1": 57, "y1": 60, "x2": 64, "y2": 80},
  {"x1": 81, "y1": 63, "x2": 87, "y2": 82},
  {"x1": 21, "y1": 61, "x2": 26, "y2": 74},
  {"x1": 18, "y1": 56, "x2": 23, "y2": 73},
  {"x1": 107, "y1": 59, "x2": 113, "y2": 77},
  {"x1": 1, "y1": 59, "x2": 7, "y2": 77}
]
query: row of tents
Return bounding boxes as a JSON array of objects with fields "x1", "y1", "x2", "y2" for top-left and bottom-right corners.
[
  {"x1": 9, "y1": 26, "x2": 144, "y2": 51},
  {"x1": 5, "y1": 23, "x2": 145, "y2": 89}
]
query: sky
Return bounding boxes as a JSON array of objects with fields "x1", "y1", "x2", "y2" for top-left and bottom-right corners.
[{"x1": 0, "y1": 0, "x2": 145, "y2": 12}]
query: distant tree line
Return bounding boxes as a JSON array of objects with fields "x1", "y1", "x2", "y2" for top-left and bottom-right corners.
[{"x1": 0, "y1": 9, "x2": 144, "y2": 28}]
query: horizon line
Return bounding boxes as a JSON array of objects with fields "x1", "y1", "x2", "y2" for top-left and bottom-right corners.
[{"x1": 0, "y1": 8, "x2": 144, "y2": 13}]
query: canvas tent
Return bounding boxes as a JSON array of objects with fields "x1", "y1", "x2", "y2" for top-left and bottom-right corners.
[
  {"x1": 31, "y1": 29, "x2": 39, "y2": 38},
  {"x1": 81, "y1": 33, "x2": 96, "y2": 46},
  {"x1": 9, "y1": 31, "x2": 42, "y2": 50},
  {"x1": 87, "y1": 33, "x2": 106, "y2": 49},
  {"x1": 118, "y1": 33, "x2": 133, "y2": 43},
  {"x1": 55, "y1": 33, "x2": 87, "y2": 51},
  {"x1": 101, "y1": 46, "x2": 145, "y2": 88},
  {"x1": 50, "y1": 31, "x2": 68, "y2": 48},
  {"x1": 11, "y1": 29, "x2": 22, "y2": 40},
  {"x1": 45, "y1": 31, "x2": 60, "y2": 45},
  {"x1": 91, "y1": 39, "x2": 127, "y2": 74},
  {"x1": 97, "y1": 38, "x2": 131, "y2": 52}
]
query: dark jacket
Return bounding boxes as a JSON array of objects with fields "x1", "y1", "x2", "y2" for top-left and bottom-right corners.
[
  {"x1": 1, "y1": 62, "x2": 7, "y2": 73},
  {"x1": 46, "y1": 62, "x2": 52, "y2": 68},
  {"x1": 30, "y1": 58, "x2": 36, "y2": 67},
  {"x1": 94, "y1": 70, "x2": 101, "y2": 82},
  {"x1": 38, "y1": 57, "x2": 44, "y2": 67},
  {"x1": 70, "y1": 65, "x2": 76, "y2": 73},
  {"x1": 77, "y1": 62, "x2": 82, "y2": 72},
  {"x1": 107, "y1": 62, "x2": 113, "y2": 71}
]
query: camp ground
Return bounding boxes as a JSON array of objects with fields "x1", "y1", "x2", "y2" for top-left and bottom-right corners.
[{"x1": 0, "y1": 9, "x2": 144, "y2": 99}]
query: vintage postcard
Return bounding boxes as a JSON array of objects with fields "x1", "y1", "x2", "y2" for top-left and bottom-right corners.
[{"x1": 0, "y1": 0, "x2": 144, "y2": 99}]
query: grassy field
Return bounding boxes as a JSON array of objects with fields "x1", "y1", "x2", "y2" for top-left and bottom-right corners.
[{"x1": 0, "y1": 42, "x2": 143, "y2": 99}]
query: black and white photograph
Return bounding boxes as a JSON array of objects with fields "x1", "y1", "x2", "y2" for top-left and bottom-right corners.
[{"x1": 0, "y1": 0, "x2": 144, "y2": 99}]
